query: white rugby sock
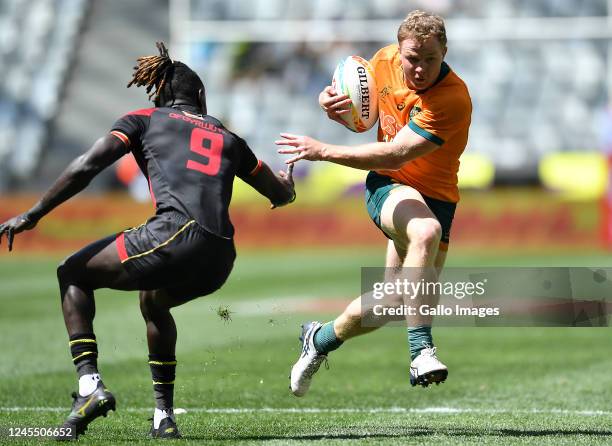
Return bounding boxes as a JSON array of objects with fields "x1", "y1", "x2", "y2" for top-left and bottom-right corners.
[
  {"x1": 153, "y1": 407, "x2": 174, "y2": 429},
  {"x1": 78, "y1": 373, "x2": 101, "y2": 397}
]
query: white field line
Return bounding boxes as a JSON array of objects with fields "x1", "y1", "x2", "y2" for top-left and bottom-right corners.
[{"x1": 1, "y1": 407, "x2": 611, "y2": 416}]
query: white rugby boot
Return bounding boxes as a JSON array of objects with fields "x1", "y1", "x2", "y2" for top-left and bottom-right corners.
[
  {"x1": 409, "y1": 345, "x2": 448, "y2": 387},
  {"x1": 290, "y1": 321, "x2": 327, "y2": 397}
]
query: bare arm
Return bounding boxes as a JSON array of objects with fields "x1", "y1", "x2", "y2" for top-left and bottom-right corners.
[
  {"x1": 241, "y1": 161, "x2": 295, "y2": 209},
  {"x1": 275, "y1": 124, "x2": 439, "y2": 171},
  {"x1": 0, "y1": 134, "x2": 127, "y2": 250}
]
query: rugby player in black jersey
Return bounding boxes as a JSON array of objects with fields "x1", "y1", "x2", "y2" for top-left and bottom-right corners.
[{"x1": 0, "y1": 42, "x2": 295, "y2": 439}]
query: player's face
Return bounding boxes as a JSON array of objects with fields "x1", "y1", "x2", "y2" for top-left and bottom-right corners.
[{"x1": 399, "y1": 36, "x2": 447, "y2": 90}]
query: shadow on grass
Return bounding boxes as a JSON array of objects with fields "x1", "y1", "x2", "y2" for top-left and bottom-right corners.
[
  {"x1": 73, "y1": 425, "x2": 612, "y2": 444},
  {"x1": 177, "y1": 426, "x2": 612, "y2": 442}
]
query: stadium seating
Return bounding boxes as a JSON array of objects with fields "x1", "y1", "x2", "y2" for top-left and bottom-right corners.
[
  {"x1": 0, "y1": 0, "x2": 89, "y2": 188},
  {"x1": 187, "y1": 0, "x2": 610, "y2": 180},
  {"x1": 0, "y1": 0, "x2": 609, "y2": 188}
]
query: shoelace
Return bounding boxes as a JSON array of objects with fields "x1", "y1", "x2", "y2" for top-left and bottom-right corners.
[
  {"x1": 300, "y1": 336, "x2": 310, "y2": 357},
  {"x1": 304, "y1": 354, "x2": 327, "y2": 376},
  {"x1": 299, "y1": 324, "x2": 330, "y2": 374},
  {"x1": 420, "y1": 342, "x2": 437, "y2": 357}
]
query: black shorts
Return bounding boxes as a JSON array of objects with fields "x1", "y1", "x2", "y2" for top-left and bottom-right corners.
[
  {"x1": 365, "y1": 171, "x2": 457, "y2": 249},
  {"x1": 115, "y1": 210, "x2": 235, "y2": 300}
]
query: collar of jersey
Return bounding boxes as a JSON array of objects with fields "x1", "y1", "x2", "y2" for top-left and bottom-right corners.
[
  {"x1": 170, "y1": 104, "x2": 202, "y2": 115},
  {"x1": 415, "y1": 61, "x2": 451, "y2": 94}
]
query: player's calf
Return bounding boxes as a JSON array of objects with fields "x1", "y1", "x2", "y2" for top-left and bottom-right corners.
[{"x1": 141, "y1": 292, "x2": 181, "y2": 437}]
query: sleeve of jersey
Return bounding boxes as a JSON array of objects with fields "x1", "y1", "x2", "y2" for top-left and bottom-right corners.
[
  {"x1": 409, "y1": 93, "x2": 471, "y2": 146},
  {"x1": 369, "y1": 46, "x2": 391, "y2": 82},
  {"x1": 109, "y1": 113, "x2": 148, "y2": 152},
  {"x1": 235, "y1": 137, "x2": 261, "y2": 179},
  {"x1": 369, "y1": 47, "x2": 383, "y2": 66}
]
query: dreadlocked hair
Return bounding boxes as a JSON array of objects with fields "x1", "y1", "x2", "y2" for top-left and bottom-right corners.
[{"x1": 127, "y1": 41, "x2": 173, "y2": 101}]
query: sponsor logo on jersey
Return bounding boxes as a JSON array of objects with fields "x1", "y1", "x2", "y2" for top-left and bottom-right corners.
[
  {"x1": 169, "y1": 112, "x2": 222, "y2": 133},
  {"x1": 409, "y1": 106, "x2": 422, "y2": 119}
]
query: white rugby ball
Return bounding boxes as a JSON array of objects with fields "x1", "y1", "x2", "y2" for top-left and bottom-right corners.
[{"x1": 331, "y1": 55, "x2": 378, "y2": 133}]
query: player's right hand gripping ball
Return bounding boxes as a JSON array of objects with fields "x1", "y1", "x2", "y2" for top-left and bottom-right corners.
[{"x1": 332, "y1": 56, "x2": 379, "y2": 133}]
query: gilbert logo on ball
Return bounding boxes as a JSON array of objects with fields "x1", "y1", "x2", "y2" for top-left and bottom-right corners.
[{"x1": 332, "y1": 56, "x2": 379, "y2": 133}]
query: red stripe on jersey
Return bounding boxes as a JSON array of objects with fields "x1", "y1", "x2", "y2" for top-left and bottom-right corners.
[
  {"x1": 124, "y1": 107, "x2": 156, "y2": 117},
  {"x1": 110, "y1": 130, "x2": 130, "y2": 148},
  {"x1": 116, "y1": 232, "x2": 128, "y2": 262},
  {"x1": 148, "y1": 180, "x2": 157, "y2": 208},
  {"x1": 249, "y1": 159, "x2": 263, "y2": 176}
]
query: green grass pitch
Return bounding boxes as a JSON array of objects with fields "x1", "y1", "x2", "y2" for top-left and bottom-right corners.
[{"x1": 1, "y1": 248, "x2": 612, "y2": 445}]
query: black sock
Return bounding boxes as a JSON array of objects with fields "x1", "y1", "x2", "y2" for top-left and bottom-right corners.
[
  {"x1": 69, "y1": 333, "x2": 99, "y2": 377},
  {"x1": 149, "y1": 354, "x2": 176, "y2": 410}
]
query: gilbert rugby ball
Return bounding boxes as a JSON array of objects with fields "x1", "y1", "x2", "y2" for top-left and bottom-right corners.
[{"x1": 331, "y1": 56, "x2": 378, "y2": 133}]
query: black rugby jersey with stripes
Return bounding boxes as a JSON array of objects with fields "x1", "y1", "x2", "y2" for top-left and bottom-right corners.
[{"x1": 110, "y1": 105, "x2": 259, "y2": 239}]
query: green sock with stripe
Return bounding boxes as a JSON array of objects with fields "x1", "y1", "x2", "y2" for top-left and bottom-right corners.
[
  {"x1": 408, "y1": 326, "x2": 433, "y2": 360},
  {"x1": 313, "y1": 321, "x2": 343, "y2": 354}
]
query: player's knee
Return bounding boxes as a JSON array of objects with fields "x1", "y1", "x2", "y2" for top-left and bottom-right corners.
[
  {"x1": 406, "y1": 219, "x2": 442, "y2": 249},
  {"x1": 139, "y1": 294, "x2": 156, "y2": 320},
  {"x1": 139, "y1": 291, "x2": 169, "y2": 321},
  {"x1": 57, "y1": 255, "x2": 79, "y2": 285}
]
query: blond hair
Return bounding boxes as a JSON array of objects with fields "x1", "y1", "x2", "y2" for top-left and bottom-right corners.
[{"x1": 397, "y1": 10, "x2": 447, "y2": 47}]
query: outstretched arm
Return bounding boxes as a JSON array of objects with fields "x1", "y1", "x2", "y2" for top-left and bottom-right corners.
[
  {"x1": 276, "y1": 124, "x2": 439, "y2": 171},
  {"x1": 0, "y1": 134, "x2": 127, "y2": 250},
  {"x1": 241, "y1": 162, "x2": 295, "y2": 209}
]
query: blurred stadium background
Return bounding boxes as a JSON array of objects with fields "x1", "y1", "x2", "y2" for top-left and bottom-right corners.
[
  {"x1": 2, "y1": 2, "x2": 612, "y2": 444},
  {"x1": 1, "y1": 0, "x2": 612, "y2": 252}
]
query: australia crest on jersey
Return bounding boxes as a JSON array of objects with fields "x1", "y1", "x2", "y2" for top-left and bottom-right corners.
[{"x1": 379, "y1": 85, "x2": 392, "y2": 99}]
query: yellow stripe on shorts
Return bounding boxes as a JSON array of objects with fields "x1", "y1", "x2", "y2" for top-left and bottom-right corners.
[
  {"x1": 124, "y1": 221, "x2": 147, "y2": 233},
  {"x1": 122, "y1": 220, "x2": 196, "y2": 263}
]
